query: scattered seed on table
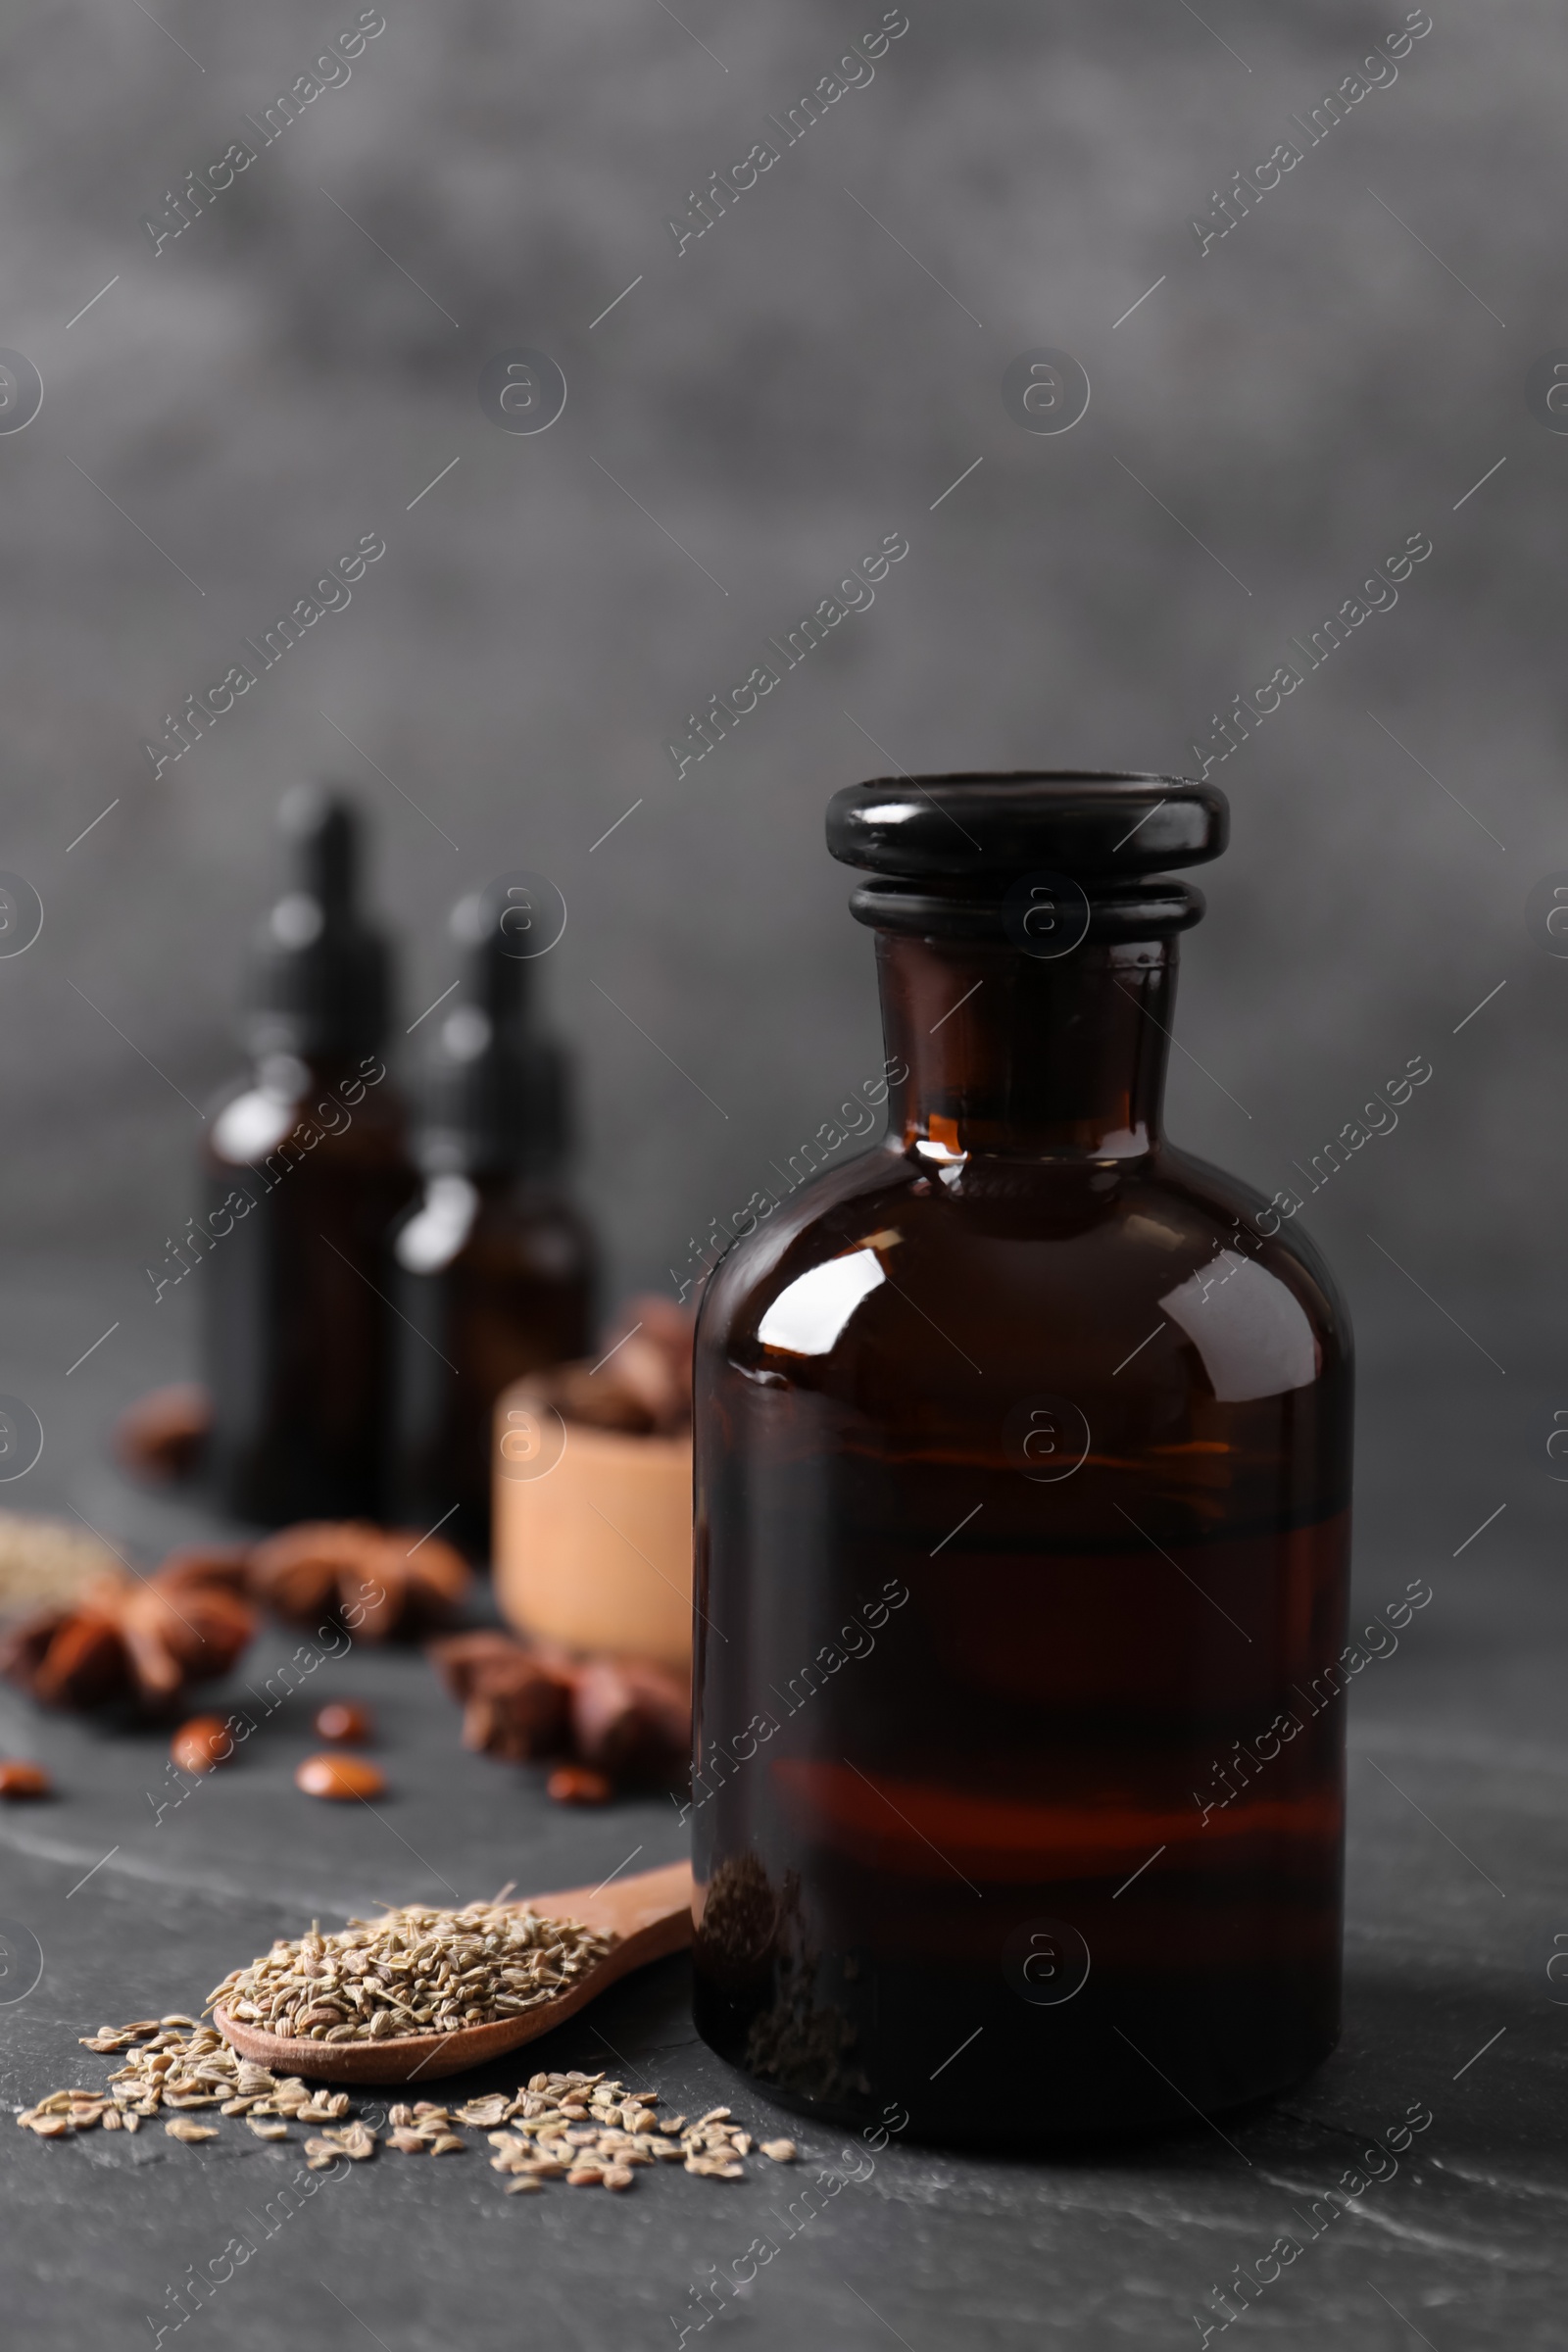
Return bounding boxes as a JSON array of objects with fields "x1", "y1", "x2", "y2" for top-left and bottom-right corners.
[
  {"x1": 171, "y1": 1716, "x2": 233, "y2": 1775},
  {"x1": 546, "y1": 1764, "x2": 612, "y2": 1805},
  {"x1": 22, "y1": 2020, "x2": 805, "y2": 2203},
  {"x1": 315, "y1": 1701, "x2": 374, "y2": 1743},
  {"x1": 294, "y1": 1752, "x2": 386, "y2": 1800}
]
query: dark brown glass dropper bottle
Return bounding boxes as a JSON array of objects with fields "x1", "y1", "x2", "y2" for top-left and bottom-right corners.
[
  {"x1": 690, "y1": 770, "x2": 1353, "y2": 2146},
  {"x1": 200, "y1": 785, "x2": 416, "y2": 1524},
  {"x1": 390, "y1": 882, "x2": 596, "y2": 1557}
]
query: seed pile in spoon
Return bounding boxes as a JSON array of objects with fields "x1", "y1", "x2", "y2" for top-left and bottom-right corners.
[{"x1": 207, "y1": 1899, "x2": 616, "y2": 2043}]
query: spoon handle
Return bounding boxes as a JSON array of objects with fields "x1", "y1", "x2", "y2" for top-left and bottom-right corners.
[{"x1": 529, "y1": 1858, "x2": 693, "y2": 1960}]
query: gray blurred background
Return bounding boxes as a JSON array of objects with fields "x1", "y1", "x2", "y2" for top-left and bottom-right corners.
[{"x1": 0, "y1": 0, "x2": 1562, "y2": 1509}]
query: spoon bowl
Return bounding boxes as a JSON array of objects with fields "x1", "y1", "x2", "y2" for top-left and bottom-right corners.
[{"x1": 213, "y1": 1859, "x2": 692, "y2": 2084}]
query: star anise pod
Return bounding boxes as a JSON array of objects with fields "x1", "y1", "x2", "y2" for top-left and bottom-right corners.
[
  {"x1": 247, "y1": 1522, "x2": 470, "y2": 1642},
  {"x1": 426, "y1": 1631, "x2": 574, "y2": 1761},
  {"x1": 0, "y1": 1554, "x2": 255, "y2": 1713},
  {"x1": 427, "y1": 1630, "x2": 689, "y2": 1786},
  {"x1": 569, "y1": 1656, "x2": 690, "y2": 1785},
  {"x1": 521, "y1": 1295, "x2": 696, "y2": 1438},
  {"x1": 112, "y1": 1383, "x2": 212, "y2": 1485}
]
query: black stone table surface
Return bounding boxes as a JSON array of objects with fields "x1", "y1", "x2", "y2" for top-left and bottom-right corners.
[{"x1": 2, "y1": 1262, "x2": 1563, "y2": 2350}]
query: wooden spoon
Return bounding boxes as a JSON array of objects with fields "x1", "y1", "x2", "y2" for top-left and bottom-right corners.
[{"x1": 213, "y1": 1858, "x2": 693, "y2": 2085}]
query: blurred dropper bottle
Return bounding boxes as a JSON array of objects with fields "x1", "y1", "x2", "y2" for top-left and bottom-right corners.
[
  {"x1": 392, "y1": 880, "x2": 596, "y2": 1557},
  {"x1": 200, "y1": 784, "x2": 417, "y2": 1524}
]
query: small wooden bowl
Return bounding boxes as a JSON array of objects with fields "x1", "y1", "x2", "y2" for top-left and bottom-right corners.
[{"x1": 491, "y1": 1383, "x2": 692, "y2": 1672}]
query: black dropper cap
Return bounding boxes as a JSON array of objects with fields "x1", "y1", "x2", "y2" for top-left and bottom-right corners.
[
  {"x1": 244, "y1": 783, "x2": 391, "y2": 1060},
  {"x1": 420, "y1": 882, "x2": 569, "y2": 1176}
]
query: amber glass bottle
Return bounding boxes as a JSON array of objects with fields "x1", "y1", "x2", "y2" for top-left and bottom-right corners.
[
  {"x1": 691, "y1": 773, "x2": 1352, "y2": 2143},
  {"x1": 392, "y1": 884, "x2": 595, "y2": 1556},
  {"x1": 201, "y1": 786, "x2": 417, "y2": 1525}
]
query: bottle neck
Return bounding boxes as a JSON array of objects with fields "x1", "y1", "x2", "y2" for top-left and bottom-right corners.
[
  {"x1": 253, "y1": 1049, "x2": 389, "y2": 1099},
  {"x1": 418, "y1": 1137, "x2": 567, "y2": 1188},
  {"x1": 875, "y1": 930, "x2": 1176, "y2": 1161}
]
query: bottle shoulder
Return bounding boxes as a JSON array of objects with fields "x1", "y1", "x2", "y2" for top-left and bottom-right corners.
[
  {"x1": 699, "y1": 1142, "x2": 914, "y2": 1329},
  {"x1": 1156, "y1": 1144, "x2": 1351, "y2": 1344},
  {"x1": 204, "y1": 1055, "x2": 407, "y2": 1173},
  {"x1": 698, "y1": 1141, "x2": 1350, "y2": 1399},
  {"x1": 393, "y1": 1172, "x2": 594, "y2": 1281}
]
